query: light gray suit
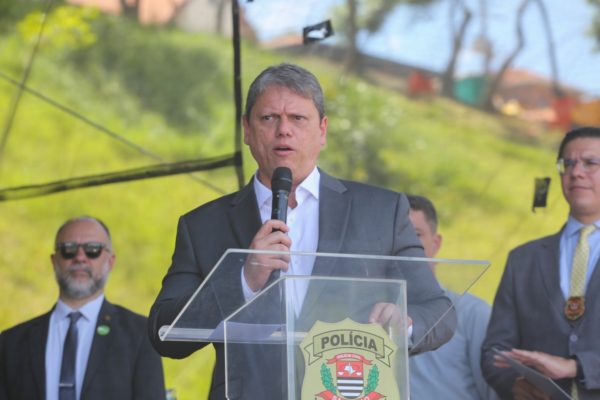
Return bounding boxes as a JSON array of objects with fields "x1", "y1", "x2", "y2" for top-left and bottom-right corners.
[
  {"x1": 149, "y1": 170, "x2": 455, "y2": 399},
  {"x1": 481, "y1": 230, "x2": 600, "y2": 399}
]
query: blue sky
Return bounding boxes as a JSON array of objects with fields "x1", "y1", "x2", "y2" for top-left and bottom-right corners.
[{"x1": 243, "y1": 0, "x2": 600, "y2": 97}]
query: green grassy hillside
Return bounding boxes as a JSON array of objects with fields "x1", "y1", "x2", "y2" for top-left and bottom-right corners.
[{"x1": 0, "y1": 6, "x2": 569, "y2": 399}]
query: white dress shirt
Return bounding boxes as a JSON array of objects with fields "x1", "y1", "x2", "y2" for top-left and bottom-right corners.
[
  {"x1": 242, "y1": 167, "x2": 320, "y2": 315},
  {"x1": 45, "y1": 295, "x2": 104, "y2": 400}
]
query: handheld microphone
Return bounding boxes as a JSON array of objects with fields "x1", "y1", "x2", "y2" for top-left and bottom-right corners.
[
  {"x1": 271, "y1": 167, "x2": 292, "y2": 223},
  {"x1": 268, "y1": 167, "x2": 292, "y2": 282}
]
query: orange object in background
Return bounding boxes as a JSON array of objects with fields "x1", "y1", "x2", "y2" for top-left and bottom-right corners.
[
  {"x1": 408, "y1": 70, "x2": 434, "y2": 97},
  {"x1": 571, "y1": 99, "x2": 600, "y2": 127},
  {"x1": 67, "y1": 0, "x2": 185, "y2": 25},
  {"x1": 551, "y1": 95, "x2": 576, "y2": 131}
]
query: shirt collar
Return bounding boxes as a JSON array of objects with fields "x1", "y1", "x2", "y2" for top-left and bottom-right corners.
[
  {"x1": 253, "y1": 167, "x2": 320, "y2": 209},
  {"x1": 55, "y1": 294, "x2": 105, "y2": 323},
  {"x1": 564, "y1": 215, "x2": 600, "y2": 238},
  {"x1": 296, "y1": 167, "x2": 320, "y2": 205}
]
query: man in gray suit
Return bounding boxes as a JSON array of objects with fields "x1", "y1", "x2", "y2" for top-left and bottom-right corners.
[
  {"x1": 0, "y1": 216, "x2": 166, "y2": 400},
  {"x1": 482, "y1": 126, "x2": 600, "y2": 399},
  {"x1": 148, "y1": 63, "x2": 455, "y2": 399}
]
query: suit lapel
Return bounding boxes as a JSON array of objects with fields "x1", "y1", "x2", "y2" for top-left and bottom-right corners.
[
  {"x1": 538, "y1": 233, "x2": 567, "y2": 314},
  {"x1": 538, "y1": 233, "x2": 565, "y2": 310},
  {"x1": 29, "y1": 312, "x2": 51, "y2": 399},
  {"x1": 212, "y1": 181, "x2": 264, "y2": 315},
  {"x1": 300, "y1": 172, "x2": 350, "y2": 319},
  {"x1": 314, "y1": 171, "x2": 350, "y2": 257},
  {"x1": 81, "y1": 300, "x2": 114, "y2": 394},
  {"x1": 228, "y1": 180, "x2": 262, "y2": 248}
]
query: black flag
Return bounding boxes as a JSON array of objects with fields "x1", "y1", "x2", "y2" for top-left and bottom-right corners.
[
  {"x1": 532, "y1": 177, "x2": 551, "y2": 211},
  {"x1": 303, "y1": 20, "x2": 334, "y2": 44}
]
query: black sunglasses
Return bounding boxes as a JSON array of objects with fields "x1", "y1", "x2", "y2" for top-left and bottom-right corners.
[{"x1": 56, "y1": 242, "x2": 109, "y2": 260}]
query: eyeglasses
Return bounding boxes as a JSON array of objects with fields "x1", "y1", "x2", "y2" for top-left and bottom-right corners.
[
  {"x1": 56, "y1": 242, "x2": 109, "y2": 260},
  {"x1": 556, "y1": 157, "x2": 600, "y2": 175}
]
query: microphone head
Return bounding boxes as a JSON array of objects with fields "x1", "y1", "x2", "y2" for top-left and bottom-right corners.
[{"x1": 271, "y1": 167, "x2": 292, "y2": 193}]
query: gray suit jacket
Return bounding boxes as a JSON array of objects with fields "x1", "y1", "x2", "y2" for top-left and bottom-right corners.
[
  {"x1": 0, "y1": 300, "x2": 166, "y2": 400},
  {"x1": 148, "y1": 171, "x2": 455, "y2": 399},
  {"x1": 481, "y1": 230, "x2": 600, "y2": 399}
]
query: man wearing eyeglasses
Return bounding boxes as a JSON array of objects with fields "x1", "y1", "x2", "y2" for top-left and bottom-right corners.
[
  {"x1": 0, "y1": 216, "x2": 166, "y2": 400},
  {"x1": 482, "y1": 126, "x2": 600, "y2": 399}
]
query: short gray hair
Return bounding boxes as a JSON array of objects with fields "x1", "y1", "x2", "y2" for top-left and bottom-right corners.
[{"x1": 244, "y1": 63, "x2": 325, "y2": 120}]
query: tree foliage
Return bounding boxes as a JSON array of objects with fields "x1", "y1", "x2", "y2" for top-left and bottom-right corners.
[
  {"x1": 69, "y1": 14, "x2": 229, "y2": 133},
  {"x1": 17, "y1": 6, "x2": 99, "y2": 55},
  {"x1": 0, "y1": 0, "x2": 49, "y2": 30}
]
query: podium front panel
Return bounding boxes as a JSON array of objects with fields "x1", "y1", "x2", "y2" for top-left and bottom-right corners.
[
  {"x1": 157, "y1": 249, "x2": 489, "y2": 399},
  {"x1": 224, "y1": 275, "x2": 408, "y2": 399}
]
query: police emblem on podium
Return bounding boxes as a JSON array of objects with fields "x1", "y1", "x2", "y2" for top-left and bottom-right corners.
[{"x1": 300, "y1": 319, "x2": 399, "y2": 400}]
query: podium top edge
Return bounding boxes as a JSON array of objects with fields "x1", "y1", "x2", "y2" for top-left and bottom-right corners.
[{"x1": 221, "y1": 248, "x2": 490, "y2": 266}]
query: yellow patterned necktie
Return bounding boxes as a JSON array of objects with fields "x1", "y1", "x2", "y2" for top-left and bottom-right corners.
[
  {"x1": 572, "y1": 381, "x2": 579, "y2": 400},
  {"x1": 569, "y1": 225, "x2": 595, "y2": 297},
  {"x1": 565, "y1": 224, "x2": 595, "y2": 321}
]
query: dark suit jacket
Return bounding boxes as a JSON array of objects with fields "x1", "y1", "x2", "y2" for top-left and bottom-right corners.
[
  {"x1": 481, "y1": 230, "x2": 600, "y2": 399},
  {"x1": 0, "y1": 299, "x2": 166, "y2": 400},
  {"x1": 148, "y1": 170, "x2": 455, "y2": 399}
]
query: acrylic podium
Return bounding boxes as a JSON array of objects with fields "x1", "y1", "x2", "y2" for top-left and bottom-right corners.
[{"x1": 158, "y1": 249, "x2": 489, "y2": 400}]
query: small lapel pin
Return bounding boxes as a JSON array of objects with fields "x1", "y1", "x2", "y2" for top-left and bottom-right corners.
[{"x1": 96, "y1": 324, "x2": 110, "y2": 336}]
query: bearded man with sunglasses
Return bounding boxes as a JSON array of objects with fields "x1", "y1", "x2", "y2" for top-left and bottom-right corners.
[
  {"x1": 482, "y1": 127, "x2": 600, "y2": 400},
  {"x1": 0, "y1": 216, "x2": 166, "y2": 400}
]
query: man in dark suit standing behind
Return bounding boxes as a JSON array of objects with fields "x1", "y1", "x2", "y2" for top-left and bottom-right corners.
[
  {"x1": 482, "y1": 127, "x2": 600, "y2": 399},
  {"x1": 0, "y1": 216, "x2": 166, "y2": 400},
  {"x1": 148, "y1": 63, "x2": 455, "y2": 399}
]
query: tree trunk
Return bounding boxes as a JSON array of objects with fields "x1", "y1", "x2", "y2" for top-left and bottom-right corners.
[
  {"x1": 441, "y1": 0, "x2": 472, "y2": 98},
  {"x1": 481, "y1": 0, "x2": 531, "y2": 111},
  {"x1": 216, "y1": 0, "x2": 228, "y2": 35},
  {"x1": 533, "y1": 0, "x2": 560, "y2": 96},
  {"x1": 344, "y1": 0, "x2": 361, "y2": 74},
  {"x1": 120, "y1": 0, "x2": 139, "y2": 20}
]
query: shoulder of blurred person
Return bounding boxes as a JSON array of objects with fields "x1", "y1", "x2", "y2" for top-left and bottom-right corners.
[
  {"x1": 410, "y1": 291, "x2": 498, "y2": 400},
  {"x1": 407, "y1": 194, "x2": 497, "y2": 399}
]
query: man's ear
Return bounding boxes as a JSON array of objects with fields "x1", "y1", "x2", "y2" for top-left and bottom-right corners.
[
  {"x1": 242, "y1": 115, "x2": 250, "y2": 145},
  {"x1": 107, "y1": 253, "x2": 116, "y2": 272},
  {"x1": 432, "y1": 233, "x2": 442, "y2": 257},
  {"x1": 320, "y1": 115, "x2": 328, "y2": 146}
]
